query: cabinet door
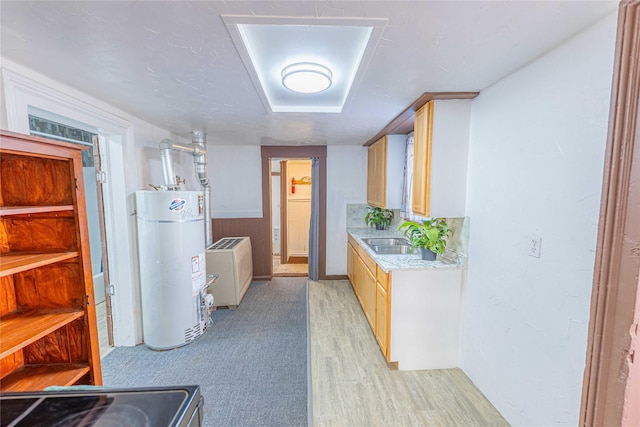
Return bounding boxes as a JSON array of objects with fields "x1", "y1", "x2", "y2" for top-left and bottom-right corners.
[
  {"x1": 412, "y1": 102, "x2": 433, "y2": 216},
  {"x1": 376, "y1": 281, "x2": 389, "y2": 359},
  {"x1": 356, "y1": 256, "x2": 365, "y2": 306},
  {"x1": 367, "y1": 144, "x2": 376, "y2": 207},
  {"x1": 347, "y1": 242, "x2": 356, "y2": 289},
  {"x1": 363, "y1": 265, "x2": 376, "y2": 330},
  {"x1": 367, "y1": 136, "x2": 387, "y2": 208}
]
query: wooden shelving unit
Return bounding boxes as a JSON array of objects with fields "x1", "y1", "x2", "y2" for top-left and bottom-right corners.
[
  {"x1": 1, "y1": 252, "x2": 79, "y2": 276},
  {"x1": 0, "y1": 309, "x2": 85, "y2": 358},
  {"x1": 0, "y1": 129, "x2": 102, "y2": 392},
  {"x1": 0, "y1": 364, "x2": 91, "y2": 393}
]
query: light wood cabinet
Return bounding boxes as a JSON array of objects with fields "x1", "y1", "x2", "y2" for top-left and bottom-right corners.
[
  {"x1": 356, "y1": 246, "x2": 377, "y2": 321},
  {"x1": 375, "y1": 281, "x2": 389, "y2": 357},
  {"x1": 367, "y1": 136, "x2": 386, "y2": 207},
  {"x1": 347, "y1": 239, "x2": 357, "y2": 289},
  {"x1": 412, "y1": 101, "x2": 433, "y2": 216},
  {"x1": 0, "y1": 130, "x2": 102, "y2": 392},
  {"x1": 375, "y1": 266, "x2": 390, "y2": 358},
  {"x1": 348, "y1": 239, "x2": 392, "y2": 361},
  {"x1": 347, "y1": 232, "x2": 463, "y2": 370},
  {"x1": 367, "y1": 135, "x2": 405, "y2": 209},
  {"x1": 412, "y1": 99, "x2": 471, "y2": 218},
  {"x1": 359, "y1": 250, "x2": 377, "y2": 330}
]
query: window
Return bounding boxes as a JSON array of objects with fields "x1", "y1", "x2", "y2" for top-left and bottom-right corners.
[
  {"x1": 401, "y1": 132, "x2": 427, "y2": 222},
  {"x1": 28, "y1": 114, "x2": 96, "y2": 167}
]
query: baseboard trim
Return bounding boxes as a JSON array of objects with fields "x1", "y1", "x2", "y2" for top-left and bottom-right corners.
[
  {"x1": 321, "y1": 274, "x2": 348, "y2": 280},
  {"x1": 253, "y1": 275, "x2": 272, "y2": 281}
]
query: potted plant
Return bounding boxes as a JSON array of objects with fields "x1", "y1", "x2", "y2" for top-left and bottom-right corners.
[
  {"x1": 399, "y1": 218, "x2": 450, "y2": 260},
  {"x1": 365, "y1": 207, "x2": 394, "y2": 230}
]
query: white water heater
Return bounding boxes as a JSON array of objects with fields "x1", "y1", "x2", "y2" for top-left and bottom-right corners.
[{"x1": 136, "y1": 190, "x2": 210, "y2": 350}]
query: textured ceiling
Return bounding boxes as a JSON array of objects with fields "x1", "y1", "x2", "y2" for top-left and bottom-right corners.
[{"x1": 0, "y1": 1, "x2": 617, "y2": 145}]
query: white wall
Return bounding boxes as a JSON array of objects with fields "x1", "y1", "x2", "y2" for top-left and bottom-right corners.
[
  {"x1": 326, "y1": 145, "x2": 368, "y2": 275},
  {"x1": 207, "y1": 145, "x2": 366, "y2": 274},
  {"x1": 209, "y1": 145, "x2": 262, "y2": 218},
  {"x1": 430, "y1": 99, "x2": 471, "y2": 218},
  {"x1": 286, "y1": 160, "x2": 312, "y2": 257},
  {"x1": 462, "y1": 13, "x2": 617, "y2": 426},
  {"x1": 1, "y1": 58, "x2": 179, "y2": 346}
]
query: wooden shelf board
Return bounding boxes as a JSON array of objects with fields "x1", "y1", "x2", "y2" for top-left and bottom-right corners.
[
  {"x1": 0, "y1": 252, "x2": 78, "y2": 277},
  {"x1": 0, "y1": 364, "x2": 90, "y2": 392},
  {"x1": 0, "y1": 205, "x2": 74, "y2": 216},
  {"x1": 0, "y1": 309, "x2": 85, "y2": 358}
]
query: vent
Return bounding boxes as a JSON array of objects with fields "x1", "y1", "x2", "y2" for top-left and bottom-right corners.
[
  {"x1": 184, "y1": 323, "x2": 202, "y2": 343},
  {"x1": 210, "y1": 238, "x2": 243, "y2": 250}
]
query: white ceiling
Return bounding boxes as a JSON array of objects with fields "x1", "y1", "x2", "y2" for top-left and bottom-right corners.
[{"x1": 0, "y1": 1, "x2": 617, "y2": 146}]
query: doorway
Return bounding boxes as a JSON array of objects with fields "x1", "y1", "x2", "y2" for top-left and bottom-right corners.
[
  {"x1": 28, "y1": 114, "x2": 114, "y2": 358},
  {"x1": 271, "y1": 158, "x2": 310, "y2": 277},
  {"x1": 261, "y1": 146, "x2": 327, "y2": 280}
]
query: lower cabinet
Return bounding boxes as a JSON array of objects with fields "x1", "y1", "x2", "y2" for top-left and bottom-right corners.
[
  {"x1": 375, "y1": 282, "x2": 389, "y2": 357},
  {"x1": 375, "y1": 266, "x2": 390, "y2": 358},
  {"x1": 348, "y1": 237, "x2": 391, "y2": 362},
  {"x1": 347, "y1": 240, "x2": 356, "y2": 288},
  {"x1": 363, "y1": 261, "x2": 376, "y2": 330},
  {"x1": 347, "y1": 233, "x2": 462, "y2": 370}
]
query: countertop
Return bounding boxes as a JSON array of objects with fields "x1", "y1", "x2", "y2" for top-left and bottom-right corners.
[{"x1": 347, "y1": 228, "x2": 464, "y2": 272}]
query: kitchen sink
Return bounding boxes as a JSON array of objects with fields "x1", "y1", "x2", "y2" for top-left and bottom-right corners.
[
  {"x1": 370, "y1": 245, "x2": 414, "y2": 255},
  {"x1": 361, "y1": 237, "x2": 413, "y2": 255},
  {"x1": 362, "y1": 238, "x2": 410, "y2": 247}
]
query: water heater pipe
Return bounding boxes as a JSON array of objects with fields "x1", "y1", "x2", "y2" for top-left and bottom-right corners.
[{"x1": 158, "y1": 131, "x2": 213, "y2": 247}]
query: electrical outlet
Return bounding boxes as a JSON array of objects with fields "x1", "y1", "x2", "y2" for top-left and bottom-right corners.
[{"x1": 528, "y1": 236, "x2": 542, "y2": 258}]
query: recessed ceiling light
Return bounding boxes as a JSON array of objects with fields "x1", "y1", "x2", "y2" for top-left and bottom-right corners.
[
  {"x1": 281, "y1": 62, "x2": 333, "y2": 94},
  {"x1": 222, "y1": 15, "x2": 387, "y2": 112}
]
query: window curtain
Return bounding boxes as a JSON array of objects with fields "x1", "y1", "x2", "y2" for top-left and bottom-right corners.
[
  {"x1": 308, "y1": 157, "x2": 320, "y2": 281},
  {"x1": 401, "y1": 133, "x2": 415, "y2": 219}
]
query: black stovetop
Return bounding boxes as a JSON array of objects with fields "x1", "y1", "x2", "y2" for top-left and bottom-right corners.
[{"x1": 1, "y1": 385, "x2": 201, "y2": 427}]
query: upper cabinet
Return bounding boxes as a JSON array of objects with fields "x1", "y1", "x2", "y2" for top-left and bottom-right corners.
[
  {"x1": 412, "y1": 102, "x2": 433, "y2": 216},
  {"x1": 367, "y1": 135, "x2": 405, "y2": 209},
  {"x1": 412, "y1": 99, "x2": 471, "y2": 218}
]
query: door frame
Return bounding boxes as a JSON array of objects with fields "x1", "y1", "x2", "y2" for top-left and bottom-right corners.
[
  {"x1": 93, "y1": 136, "x2": 114, "y2": 346},
  {"x1": 580, "y1": 1, "x2": 640, "y2": 425},
  {"x1": 3, "y1": 64, "x2": 140, "y2": 346},
  {"x1": 261, "y1": 146, "x2": 327, "y2": 279}
]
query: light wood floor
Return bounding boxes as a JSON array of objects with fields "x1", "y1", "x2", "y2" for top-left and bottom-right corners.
[
  {"x1": 273, "y1": 254, "x2": 308, "y2": 276},
  {"x1": 96, "y1": 301, "x2": 114, "y2": 359},
  {"x1": 309, "y1": 280, "x2": 509, "y2": 426}
]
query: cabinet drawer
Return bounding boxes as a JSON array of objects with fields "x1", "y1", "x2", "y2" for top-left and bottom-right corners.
[
  {"x1": 357, "y1": 245, "x2": 377, "y2": 274},
  {"x1": 377, "y1": 266, "x2": 390, "y2": 292},
  {"x1": 347, "y1": 234, "x2": 358, "y2": 249}
]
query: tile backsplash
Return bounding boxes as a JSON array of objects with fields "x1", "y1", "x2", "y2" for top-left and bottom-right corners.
[
  {"x1": 346, "y1": 204, "x2": 469, "y2": 259},
  {"x1": 347, "y1": 204, "x2": 403, "y2": 229}
]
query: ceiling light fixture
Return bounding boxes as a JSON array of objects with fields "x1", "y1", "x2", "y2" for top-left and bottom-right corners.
[{"x1": 281, "y1": 62, "x2": 333, "y2": 94}]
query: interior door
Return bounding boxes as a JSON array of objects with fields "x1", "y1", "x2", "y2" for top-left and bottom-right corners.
[{"x1": 93, "y1": 135, "x2": 114, "y2": 346}]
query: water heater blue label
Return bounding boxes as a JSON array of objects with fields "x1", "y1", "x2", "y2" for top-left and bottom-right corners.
[{"x1": 169, "y1": 198, "x2": 186, "y2": 212}]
